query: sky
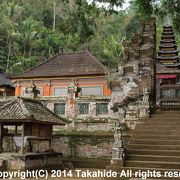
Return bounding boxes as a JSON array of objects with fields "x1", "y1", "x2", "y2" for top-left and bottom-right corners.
[{"x1": 87, "y1": 0, "x2": 131, "y2": 11}]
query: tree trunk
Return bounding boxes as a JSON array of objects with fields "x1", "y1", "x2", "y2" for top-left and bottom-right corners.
[
  {"x1": 53, "y1": 1, "x2": 56, "y2": 31},
  {"x1": 6, "y1": 35, "x2": 11, "y2": 73}
]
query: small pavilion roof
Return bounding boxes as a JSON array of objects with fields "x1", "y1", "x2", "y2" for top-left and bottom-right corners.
[
  {"x1": 0, "y1": 98, "x2": 66, "y2": 125},
  {"x1": 0, "y1": 73, "x2": 14, "y2": 88},
  {"x1": 12, "y1": 51, "x2": 106, "y2": 79}
]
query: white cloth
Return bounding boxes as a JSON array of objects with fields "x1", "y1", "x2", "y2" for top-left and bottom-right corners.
[{"x1": 13, "y1": 136, "x2": 28, "y2": 147}]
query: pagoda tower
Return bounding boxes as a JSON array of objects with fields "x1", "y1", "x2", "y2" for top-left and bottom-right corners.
[
  {"x1": 156, "y1": 26, "x2": 180, "y2": 110},
  {"x1": 157, "y1": 26, "x2": 179, "y2": 68}
]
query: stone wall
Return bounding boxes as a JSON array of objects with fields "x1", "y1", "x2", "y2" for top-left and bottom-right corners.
[
  {"x1": 7, "y1": 153, "x2": 63, "y2": 170},
  {"x1": 2, "y1": 134, "x2": 114, "y2": 159},
  {"x1": 107, "y1": 19, "x2": 156, "y2": 129},
  {"x1": 53, "y1": 135, "x2": 113, "y2": 158}
]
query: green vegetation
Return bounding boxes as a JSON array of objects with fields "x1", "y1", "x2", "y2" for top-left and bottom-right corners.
[{"x1": 0, "y1": 0, "x2": 179, "y2": 73}]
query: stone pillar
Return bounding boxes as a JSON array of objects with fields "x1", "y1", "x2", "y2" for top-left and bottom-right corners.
[{"x1": 44, "y1": 81, "x2": 51, "y2": 96}]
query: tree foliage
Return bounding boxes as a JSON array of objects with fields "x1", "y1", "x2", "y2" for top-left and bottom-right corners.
[
  {"x1": 1, "y1": 0, "x2": 178, "y2": 74},
  {"x1": 0, "y1": 0, "x2": 128, "y2": 74}
]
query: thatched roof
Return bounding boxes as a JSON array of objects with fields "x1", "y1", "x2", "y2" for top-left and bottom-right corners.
[
  {"x1": 156, "y1": 64, "x2": 180, "y2": 74},
  {"x1": 0, "y1": 98, "x2": 66, "y2": 125}
]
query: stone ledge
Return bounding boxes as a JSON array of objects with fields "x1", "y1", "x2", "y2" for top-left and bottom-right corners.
[
  {"x1": 53, "y1": 131, "x2": 114, "y2": 137},
  {"x1": 53, "y1": 130, "x2": 132, "y2": 138}
]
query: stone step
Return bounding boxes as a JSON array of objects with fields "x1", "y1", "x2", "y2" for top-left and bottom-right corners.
[
  {"x1": 138, "y1": 121, "x2": 180, "y2": 126},
  {"x1": 125, "y1": 160, "x2": 180, "y2": 169},
  {"x1": 132, "y1": 130, "x2": 180, "y2": 136},
  {"x1": 126, "y1": 149, "x2": 180, "y2": 156},
  {"x1": 132, "y1": 134, "x2": 180, "y2": 140},
  {"x1": 150, "y1": 114, "x2": 180, "y2": 120},
  {"x1": 142, "y1": 116, "x2": 180, "y2": 119},
  {"x1": 154, "y1": 110, "x2": 180, "y2": 114},
  {"x1": 124, "y1": 111, "x2": 180, "y2": 172},
  {"x1": 107, "y1": 166, "x2": 180, "y2": 179},
  {"x1": 141, "y1": 115, "x2": 180, "y2": 119},
  {"x1": 130, "y1": 139, "x2": 180, "y2": 145},
  {"x1": 109, "y1": 166, "x2": 179, "y2": 173},
  {"x1": 126, "y1": 154, "x2": 180, "y2": 162},
  {"x1": 135, "y1": 126, "x2": 180, "y2": 131},
  {"x1": 127, "y1": 144, "x2": 180, "y2": 151}
]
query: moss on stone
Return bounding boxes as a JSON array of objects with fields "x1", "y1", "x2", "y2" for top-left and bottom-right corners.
[{"x1": 54, "y1": 130, "x2": 114, "y2": 138}]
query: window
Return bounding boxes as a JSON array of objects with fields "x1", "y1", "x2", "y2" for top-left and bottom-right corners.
[
  {"x1": 81, "y1": 87, "x2": 102, "y2": 96},
  {"x1": 96, "y1": 103, "x2": 108, "y2": 115},
  {"x1": 54, "y1": 88, "x2": 67, "y2": 96},
  {"x1": 162, "y1": 89, "x2": 175, "y2": 97},
  {"x1": 161, "y1": 79, "x2": 176, "y2": 85},
  {"x1": 78, "y1": 103, "x2": 89, "y2": 114},
  {"x1": 54, "y1": 103, "x2": 66, "y2": 115},
  {"x1": 176, "y1": 89, "x2": 180, "y2": 97}
]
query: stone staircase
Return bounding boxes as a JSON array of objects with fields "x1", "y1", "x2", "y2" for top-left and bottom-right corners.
[{"x1": 125, "y1": 111, "x2": 180, "y2": 173}]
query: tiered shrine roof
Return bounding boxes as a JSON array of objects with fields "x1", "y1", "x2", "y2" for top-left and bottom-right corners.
[{"x1": 157, "y1": 26, "x2": 180, "y2": 68}]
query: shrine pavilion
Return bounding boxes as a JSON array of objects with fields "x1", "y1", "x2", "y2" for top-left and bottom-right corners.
[
  {"x1": 0, "y1": 97, "x2": 65, "y2": 154},
  {"x1": 156, "y1": 26, "x2": 180, "y2": 109}
]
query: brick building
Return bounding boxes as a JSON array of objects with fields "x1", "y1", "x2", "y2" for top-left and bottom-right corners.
[{"x1": 12, "y1": 51, "x2": 112, "y2": 120}]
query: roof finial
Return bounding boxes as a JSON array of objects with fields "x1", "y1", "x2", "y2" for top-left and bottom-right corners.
[{"x1": 164, "y1": 16, "x2": 172, "y2": 26}]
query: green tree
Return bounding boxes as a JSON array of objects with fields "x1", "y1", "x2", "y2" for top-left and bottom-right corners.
[{"x1": 0, "y1": 1, "x2": 22, "y2": 72}]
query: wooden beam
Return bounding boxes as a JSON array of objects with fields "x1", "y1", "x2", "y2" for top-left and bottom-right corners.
[
  {"x1": 49, "y1": 138, "x2": 52, "y2": 150},
  {"x1": 0, "y1": 123, "x2": 2, "y2": 153},
  {"x1": 15, "y1": 125, "x2": 18, "y2": 152},
  {"x1": 15, "y1": 125, "x2": 18, "y2": 136},
  {"x1": 20, "y1": 124, "x2": 25, "y2": 154}
]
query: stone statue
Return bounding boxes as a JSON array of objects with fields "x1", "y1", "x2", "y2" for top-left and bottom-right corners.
[
  {"x1": 118, "y1": 66, "x2": 124, "y2": 76},
  {"x1": 142, "y1": 87, "x2": 149, "y2": 104},
  {"x1": 24, "y1": 80, "x2": 40, "y2": 98},
  {"x1": 68, "y1": 80, "x2": 81, "y2": 98},
  {"x1": 118, "y1": 108, "x2": 125, "y2": 123},
  {"x1": 111, "y1": 125, "x2": 125, "y2": 165},
  {"x1": 139, "y1": 87, "x2": 150, "y2": 118},
  {"x1": 113, "y1": 127, "x2": 123, "y2": 148}
]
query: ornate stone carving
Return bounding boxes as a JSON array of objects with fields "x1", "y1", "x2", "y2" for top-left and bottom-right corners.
[
  {"x1": 142, "y1": 87, "x2": 149, "y2": 105},
  {"x1": 24, "y1": 80, "x2": 40, "y2": 98},
  {"x1": 111, "y1": 126, "x2": 125, "y2": 166},
  {"x1": 139, "y1": 87, "x2": 150, "y2": 118}
]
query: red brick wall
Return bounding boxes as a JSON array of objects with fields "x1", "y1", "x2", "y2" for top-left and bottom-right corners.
[{"x1": 15, "y1": 77, "x2": 111, "y2": 97}]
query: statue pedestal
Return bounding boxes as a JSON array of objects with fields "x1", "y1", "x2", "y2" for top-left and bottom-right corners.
[{"x1": 110, "y1": 147, "x2": 124, "y2": 167}]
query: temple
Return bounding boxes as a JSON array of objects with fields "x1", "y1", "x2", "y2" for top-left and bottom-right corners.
[
  {"x1": 11, "y1": 51, "x2": 112, "y2": 120},
  {"x1": 0, "y1": 97, "x2": 66, "y2": 170},
  {"x1": 156, "y1": 26, "x2": 180, "y2": 109},
  {"x1": 1, "y1": 20, "x2": 180, "y2": 173}
]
